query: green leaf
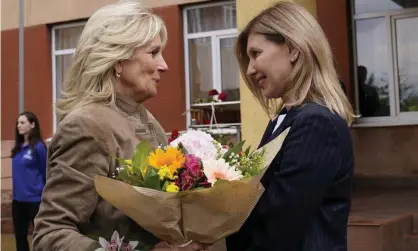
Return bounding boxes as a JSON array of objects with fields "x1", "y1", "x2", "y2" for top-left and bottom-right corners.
[
  {"x1": 115, "y1": 157, "x2": 127, "y2": 167},
  {"x1": 223, "y1": 140, "x2": 246, "y2": 160},
  {"x1": 116, "y1": 168, "x2": 145, "y2": 187},
  {"x1": 244, "y1": 146, "x2": 251, "y2": 156},
  {"x1": 132, "y1": 141, "x2": 152, "y2": 178},
  {"x1": 144, "y1": 166, "x2": 162, "y2": 190}
]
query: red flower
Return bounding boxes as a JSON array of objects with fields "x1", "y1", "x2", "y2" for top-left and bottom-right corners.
[
  {"x1": 208, "y1": 89, "x2": 219, "y2": 96},
  {"x1": 198, "y1": 180, "x2": 211, "y2": 188},
  {"x1": 181, "y1": 175, "x2": 195, "y2": 191},
  {"x1": 218, "y1": 92, "x2": 228, "y2": 101},
  {"x1": 175, "y1": 155, "x2": 208, "y2": 191},
  {"x1": 168, "y1": 130, "x2": 180, "y2": 143}
]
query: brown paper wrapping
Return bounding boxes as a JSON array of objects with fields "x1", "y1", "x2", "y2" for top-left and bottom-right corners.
[{"x1": 94, "y1": 128, "x2": 290, "y2": 245}]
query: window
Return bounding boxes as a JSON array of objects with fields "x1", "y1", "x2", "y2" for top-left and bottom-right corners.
[
  {"x1": 183, "y1": 1, "x2": 241, "y2": 138},
  {"x1": 51, "y1": 22, "x2": 85, "y2": 131},
  {"x1": 352, "y1": 0, "x2": 418, "y2": 126}
]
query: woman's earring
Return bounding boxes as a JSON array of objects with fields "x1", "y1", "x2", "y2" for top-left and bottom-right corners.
[{"x1": 116, "y1": 72, "x2": 121, "y2": 78}]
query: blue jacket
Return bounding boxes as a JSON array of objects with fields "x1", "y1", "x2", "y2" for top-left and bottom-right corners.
[
  {"x1": 226, "y1": 103, "x2": 354, "y2": 251},
  {"x1": 12, "y1": 141, "x2": 47, "y2": 202}
]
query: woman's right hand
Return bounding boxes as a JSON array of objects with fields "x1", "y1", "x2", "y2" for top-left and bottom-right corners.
[{"x1": 151, "y1": 241, "x2": 206, "y2": 251}]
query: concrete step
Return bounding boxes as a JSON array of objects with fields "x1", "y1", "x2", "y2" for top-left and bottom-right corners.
[
  {"x1": 348, "y1": 214, "x2": 415, "y2": 251},
  {"x1": 413, "y1": 214, "x2": 418, "y2": 234},
  {"x1": 405, "y1": 234, "x2": 418, "y2": 251}
]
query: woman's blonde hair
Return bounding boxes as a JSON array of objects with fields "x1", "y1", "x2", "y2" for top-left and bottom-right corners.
[
  {"x1": 56, "y1": 0, "x2": 167, "y2": 118},
  {"x1": 236, "y1": 1, "x2": 355, "y2": 125}
]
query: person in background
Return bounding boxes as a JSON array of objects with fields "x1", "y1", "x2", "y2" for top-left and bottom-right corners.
[
  {"x1": 11, "y1": 111, "x2": 47, "y2": 251},
  {"x1": 357, "y1": 65, "x2": 380, "y2": 117}
]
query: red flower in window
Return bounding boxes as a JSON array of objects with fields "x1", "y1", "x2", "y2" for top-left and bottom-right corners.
[
  {"x1": 171, "y1": 130, "x2": 179, "y2": 139},
  {"x1": 218, "y1": 92, "x2": 228, "y2": 101},
  {"x1": 168, "y1": 130, "x2": 180, "y2": 143},
  {"x1": 208, "y1": 89, "x2": 219, "y2": 96}
]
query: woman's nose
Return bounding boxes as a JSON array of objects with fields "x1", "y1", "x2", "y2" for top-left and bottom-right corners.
[
  {"x1": 157, "y1": 57, "x2": 169, "y2": 72},
  {"x1": 246, "y1": 63, "x2": 256, "y2": 77}
]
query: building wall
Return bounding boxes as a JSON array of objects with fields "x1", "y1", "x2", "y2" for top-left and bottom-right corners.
[
  {"x1": 1, "y1": 0, "x2": 208, "y2": 30},
  {"x1": 145, "y1": 5, "x2": 187, "y2": 133},
  {"x1": 1, "y1": 25, "x2": 53, "y2": 191},
  {"x1": 352, "y1": 126, "x2": 418, "y2": 179},
  {"x1": 316, "y1": 0, "x2": 353, "y2": 104},
  {"x1": 1, "y1": 25, "x2": 53, "y2": 141}
]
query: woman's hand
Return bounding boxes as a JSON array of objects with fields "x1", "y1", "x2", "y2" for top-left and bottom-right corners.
[{"x1": 151, "y1": 241, "x2": 207, "y2": 251}]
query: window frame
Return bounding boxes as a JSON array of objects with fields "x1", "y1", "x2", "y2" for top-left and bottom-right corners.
[
  {"x1": 351, "y1": 1, "x2": 418, "y2": 127},
  {"x1": 51, "y1": 22, "x2": 86, "y2": 132},
  {"x1": 182, "y1": 1, "x2": 240, "y2": 131}
]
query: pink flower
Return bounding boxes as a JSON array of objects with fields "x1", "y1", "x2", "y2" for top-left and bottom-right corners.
[
  {"x1": 96, "y1": 231, "x2": 139, "y2": 251},
  {"x1": 120, "y1": 241, "x2": 139, "y2": 251},
  {"x1": 184, "y1": 154, "x2": 201, "y2": 173},
  {"x1": 170, "y1": 130, "x2": 220, "y2": 161},
  {"x1": 202, "y1": 158, "x2": 243, "y2": 186},
  {"x1": 98, "y1": 231, "x2": 123, "y2": 251}
]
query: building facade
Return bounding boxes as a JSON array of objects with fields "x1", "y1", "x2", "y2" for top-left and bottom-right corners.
[{"x1": 2, "y1": 0, "x2": 418, "y2": 248}]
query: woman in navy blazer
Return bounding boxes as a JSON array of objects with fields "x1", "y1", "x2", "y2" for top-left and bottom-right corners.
[{"x1": 226, "y1": 2, "x2": 355, "y2": 251}]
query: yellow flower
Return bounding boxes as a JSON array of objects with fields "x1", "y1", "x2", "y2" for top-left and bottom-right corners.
[
  {"x1": 166, "y1": 182, "x2": 180, "y2": 193},
  {"x1": 148, "y1": 146, "x2": 185, "y2": 175},
  {"x1": 157, "y1": 166, "x2": 177, "y2": 180},
  {"x1": 125, "y1": 159, "x2": 133, "y2": 173}
]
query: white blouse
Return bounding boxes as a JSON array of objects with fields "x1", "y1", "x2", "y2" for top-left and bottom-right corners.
[{"x1": 272, "y1": 114, "x2": 287, "y2": 134}]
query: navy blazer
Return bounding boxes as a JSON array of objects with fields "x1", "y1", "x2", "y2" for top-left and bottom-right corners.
[{"x1": 226, "y1": 103, "x2": 354, "y2": 251}]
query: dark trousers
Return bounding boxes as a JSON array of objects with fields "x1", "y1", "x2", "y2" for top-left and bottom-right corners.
[{"x1": 12, "y1": 200, "x2": 40, "y2": 251}]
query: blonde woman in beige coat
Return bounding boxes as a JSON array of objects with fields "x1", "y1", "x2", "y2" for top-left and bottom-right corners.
[{"x1": 32, "y1": 1, "x2": 206, "y2": 251}]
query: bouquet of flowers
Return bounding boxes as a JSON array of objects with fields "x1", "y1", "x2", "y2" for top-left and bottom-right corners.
[{"x1": 94, "y1": 129, "x2": 290, "y2": 249}]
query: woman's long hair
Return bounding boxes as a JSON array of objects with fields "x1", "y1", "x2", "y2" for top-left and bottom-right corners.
[
  {"x1": 11, "y1": 111, "x2": 45, "y2": 157},
  {"x1": 56, "y1": 0, "x2": 167, "y2": 119},
  {"x1": 236, "y1": 1, "x2": 355, "y2": 125}
]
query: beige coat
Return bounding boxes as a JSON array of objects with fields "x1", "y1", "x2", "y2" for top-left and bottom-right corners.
[{"x1": 33, "y1": 93, "x2": 168, "y2": 251}]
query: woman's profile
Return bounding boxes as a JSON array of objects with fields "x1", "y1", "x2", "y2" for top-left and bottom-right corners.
[
  {"x1": 32, "y1": 1, "x2": 176, "y2": 250},
  {"x1": 226, "y1": 2, "x2": 355, "y2": 251}
]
